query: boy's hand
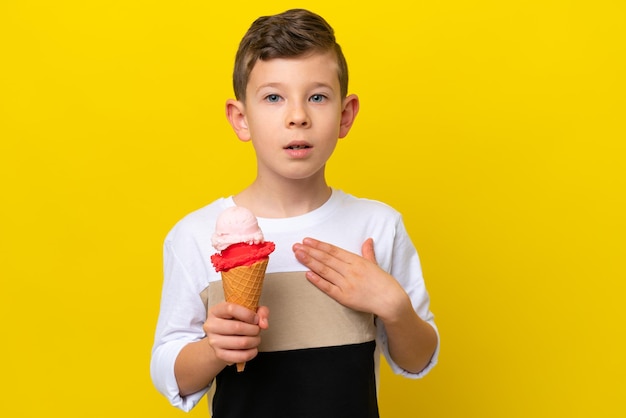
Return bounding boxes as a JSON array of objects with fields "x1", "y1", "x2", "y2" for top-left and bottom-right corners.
[
  {"x1": 203, "y1": 302, "x2": 269, "y2": 366},
  {"x1": 292, "y1": 238, "x2": 407, "y2": 321}
]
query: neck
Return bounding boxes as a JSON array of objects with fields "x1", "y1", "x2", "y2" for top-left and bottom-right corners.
[{"x1": 234, "y1": 178, "x2": 332, "y2": 218}]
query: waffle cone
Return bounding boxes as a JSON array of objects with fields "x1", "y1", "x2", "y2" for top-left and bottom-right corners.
[
  {"x1": 221, "y1": 258, "x2": 269, "y2": 372},
  {"x1": 221, "y1": 258, "x2": 269, "y2": 311}
]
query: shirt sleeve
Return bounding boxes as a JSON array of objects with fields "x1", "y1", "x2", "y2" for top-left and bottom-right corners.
[
  {"x1": 376, "y1": 216, "x2": 440, "y2": 378},
  {"x1": 150, "y1": 235, "x2": 211, "y2": 411}
]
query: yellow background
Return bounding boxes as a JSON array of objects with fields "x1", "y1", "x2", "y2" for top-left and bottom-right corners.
[{"x1": 1, "y1": 1, "x2": 624, "y2": 417}]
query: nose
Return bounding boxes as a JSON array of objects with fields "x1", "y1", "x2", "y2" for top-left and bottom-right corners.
[{"x1": 287, "y1": 103, "x2": 310, "y2": 127}]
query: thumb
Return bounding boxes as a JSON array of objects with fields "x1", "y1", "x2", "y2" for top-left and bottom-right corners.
[
  {"x1": 256, "y1": 305, "x2": 270, "y2": 330},
  {"x1": 361, "y1": 238, "x2": 378, "y2": 264}
]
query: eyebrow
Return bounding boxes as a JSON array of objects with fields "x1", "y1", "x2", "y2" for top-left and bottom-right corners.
[
  {"x1": 255, "y1": 81, "x2": 335, "y2": 94},
  {"x1": 255, "y1": 82, "x2": 282, "y2": 92}
]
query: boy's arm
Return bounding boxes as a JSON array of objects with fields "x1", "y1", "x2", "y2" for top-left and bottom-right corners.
[
  {"x1": 174, "y1": 338, "x2": 224, "y2": 397},
  {"x1": 175, "y1": 303, "x2": 270, "y2": 396},
  {"x1": 374, "y1": 290, "x2": 438, "y2": 373},
  {"x1": 292, "y1": 237, "x2": 437, "y2": 373}
]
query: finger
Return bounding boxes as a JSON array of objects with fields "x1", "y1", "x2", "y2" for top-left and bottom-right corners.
[
  {"x1": 210, "y1": 335, "x2": 261, "y2": 364},
  {"x1": 305, "y1": 270, "x2": 341, "y2": 299},
  {"x1": 361, "y1": 238, "x2": 378, "y2": 264},
  {"x1": 212, "y1": 302, "x2": 260, "y2": 324},
  {"x1": 301, "y1": 237, "x2": 353, "y2": 263},
  {"x1": 206, "y1": 315, "x2": 260, "y2": 338},
  {"x1": 294, "y1": 239, "x2": 356, "y2": 277},
  {"x1": 256, "y1": 305, "x2": 270, "y2": 329},
  {"x1": 293, "y1": 244, "x2": 342, "y2": 284}
]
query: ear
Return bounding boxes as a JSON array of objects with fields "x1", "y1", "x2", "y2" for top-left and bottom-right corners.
[
  {"x1": 339, "y1": 94, "x2": 360, "y2": 138},
  {"x1": 225, "y1": 99, "x2": 251, "y2": 142}
]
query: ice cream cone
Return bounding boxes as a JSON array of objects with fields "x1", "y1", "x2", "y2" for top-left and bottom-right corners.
[{"x1": 221, "y1": 258, "x2": 269, "y2": 371}]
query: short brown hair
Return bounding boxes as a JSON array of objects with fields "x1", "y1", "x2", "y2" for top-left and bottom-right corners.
[{"x1": 232, "y1": 9, "x2": 349, "y2": 101}]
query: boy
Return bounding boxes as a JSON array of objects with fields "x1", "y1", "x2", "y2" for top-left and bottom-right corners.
[{"x1": 151, "y1": 9, "x2": 439, "y2": 417}]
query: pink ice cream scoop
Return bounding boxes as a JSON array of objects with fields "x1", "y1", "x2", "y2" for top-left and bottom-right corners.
[{"x1": 210, "y1": 206, "x2": 275, "y2": 272}]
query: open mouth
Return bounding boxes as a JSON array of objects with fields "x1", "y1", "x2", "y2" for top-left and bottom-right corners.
[{"x1": 285, "y1": 145, "x2": 311, "y2": 150}]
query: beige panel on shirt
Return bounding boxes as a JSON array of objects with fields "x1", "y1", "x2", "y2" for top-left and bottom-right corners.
[{"x1": 201, "y1": 271, "x2": 376, "y2": 352}]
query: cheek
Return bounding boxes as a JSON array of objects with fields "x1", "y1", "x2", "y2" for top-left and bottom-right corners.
[
  {"x1": 325, "y1": 116, "x2": 344, "y2": 137},
  {"x1": 249, "y1": 109, "x2": 282, "y2": 129},
  {"x1": 246, "y1": 115, "x2": 269, "y2": 135}
]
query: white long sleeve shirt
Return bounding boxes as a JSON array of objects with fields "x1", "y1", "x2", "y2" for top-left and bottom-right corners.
[{"x1": 151, "y1": 189, "x2": 439, "y2": 412}]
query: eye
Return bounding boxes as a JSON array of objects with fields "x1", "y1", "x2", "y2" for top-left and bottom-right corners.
[
  {"x1": 310, "y1": 94, "x2": 326, "y2": 103},
  {"x1": 265, "y1": 94, "x2": 282, "y2": 103}
]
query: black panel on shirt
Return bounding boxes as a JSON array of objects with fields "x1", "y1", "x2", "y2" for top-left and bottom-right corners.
[{"x1": 212, "y1": 341, "x2": 379, "y2": 418}]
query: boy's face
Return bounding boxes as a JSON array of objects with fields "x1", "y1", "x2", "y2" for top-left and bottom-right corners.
[{"x1": 228, "y1": 51, "x2": 358, "y2": 183}]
